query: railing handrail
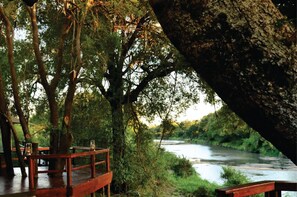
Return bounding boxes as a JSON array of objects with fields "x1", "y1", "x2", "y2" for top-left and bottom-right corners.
[
  {"x1": 11, "y1": 147, "x2": 50, "y2": 152},
  {"x1": 216, "y1": 180, "x2": 297, "y2": 197},
  {"x1": 28, "y1": 148, "x2": 109, "y2": 159}
]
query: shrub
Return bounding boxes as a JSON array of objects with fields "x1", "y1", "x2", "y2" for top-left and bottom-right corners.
[
  {"x1": 221, "y1": 166, "x2": 263, "y2": 197},
  {"x1": 221, "y1": 166, "x2": 250, "y2": 186},
  {"x1": 192, "y1": 185, "x2": 216, "y2": 197},
  {"x1": 172, "y1": 157, "x2": 195, "y2": 177}
]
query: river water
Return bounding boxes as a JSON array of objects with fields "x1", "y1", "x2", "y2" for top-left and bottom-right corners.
[{"x1": 160, "y1": 140, "x2": 297, "y2": 195}]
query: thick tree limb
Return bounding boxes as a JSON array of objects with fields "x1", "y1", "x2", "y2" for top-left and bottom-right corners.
[
  {"x1": 27, "y1": 6, "x2": 50, "y2": 91},
  {"x1": 123, "y1": 63, "x2": 176, "y2": 104},
  {"x1": 150, "y1": 0, "x2": 297, "y2": 164},
  {"x1": 120, "y1": 13, "x2": 150, "y2": 68}
]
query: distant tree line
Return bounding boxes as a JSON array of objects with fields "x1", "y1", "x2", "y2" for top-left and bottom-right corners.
[{"x1": 153, "y1": 105, "x2": 280, "y2": 156}]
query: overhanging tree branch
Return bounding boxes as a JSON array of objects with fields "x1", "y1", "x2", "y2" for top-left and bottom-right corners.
[{"x1": 150, "y1": 0, "x2": 297, "y2": 164}]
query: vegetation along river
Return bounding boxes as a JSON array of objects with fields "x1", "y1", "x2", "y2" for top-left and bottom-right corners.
[{"x1": 160, "y1": 140, "x2": 297, "y2": 188}]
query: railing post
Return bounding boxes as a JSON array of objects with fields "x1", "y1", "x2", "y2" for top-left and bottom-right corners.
[
  {"x1": 91, "y1": 153, "x2": 95, "y2": 178},
  {"x1": 265, "y1": 191, "x2": 281, "y2": 197},
  {"x1": 32, "y1": 143, "x2": 38, "y2": 177},
  {"x1": 106, "y1": 150, "x2": 111, "y2": 197},
  {"x1": 216, "y1": 190, "x2": 231, "y2": 197},
  {"x1": 66, "y1": 157, "x2": 72, "y2": 197},
  {"x1": 107, "y1": 183, "x2": 111, "y2": 197},
  {"x1": 106, "y1": 150, "x2": 110, "y2": 172},
  {"x1": 72, "y1": 147, "x2": 76, "y2": 166},
  {"x1": 28, "y1": 156, "x2": 35, "y2": 190},
  {"x1": 90, "y1": 152, "x2": 96, "y2": 197}
]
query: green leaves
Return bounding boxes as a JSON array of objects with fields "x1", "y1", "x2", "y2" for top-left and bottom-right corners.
[
  {"x1": 221, "y1": 166, "x2": 250, "y2": 186},
  {"x1": 3, "y1": 1, "x2": 18, "y2": 20}
]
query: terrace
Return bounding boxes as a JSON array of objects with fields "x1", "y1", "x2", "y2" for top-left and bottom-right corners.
[{"x1": 0, "y1": 146, "x2": 112, "y2": 197}]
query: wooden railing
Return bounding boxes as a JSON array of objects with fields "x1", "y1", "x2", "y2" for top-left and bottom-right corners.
[
  {"x1": 216, "y1": 180, "x2": 297, "y2": 197},
  {"x1": 27, "y1": 147, "x2": 111, "y2": 197}
]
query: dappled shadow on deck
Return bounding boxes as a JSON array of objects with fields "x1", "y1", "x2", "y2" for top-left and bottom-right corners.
[{"x1": 0, "y1": 170, "x2": 30, "y2": 196}]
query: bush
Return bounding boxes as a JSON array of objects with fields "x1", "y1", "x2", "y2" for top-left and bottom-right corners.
[
  {"x1": 169, "y1": 174, "x2": 218, "y2": 196},
  {"x1": 221, "y1": 166, "x2": 249, "y2": 186},
  {"x1": 221, "y1": 166, "x2": 263, "y2": 197},
  {"x1": 172, "y1": 157, "x2": 195, "y2": 177},
  {"x1": 192, "y1": 185, "x2": 216, "y2": 197}
]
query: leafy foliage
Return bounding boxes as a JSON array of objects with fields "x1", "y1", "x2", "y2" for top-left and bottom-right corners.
[
  {"x1": 171, "y1": 156, "x2": 195, "y2": 177},
  {"x1": 190, "y1": 105, "x2": 279, "y2": 156},
  {"x1": 151, "y1": 105, "x2": 280, "y2": 156},
  {"x1": 71, "y1": 92, "x2": 112, "y2": 147},
  {"x1": 221, "y1": 166, "x2": 250, "y2": 186}
]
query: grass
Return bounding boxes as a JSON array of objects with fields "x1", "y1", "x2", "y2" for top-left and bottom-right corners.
[{"x1": 167, "y1": 173, "x2": 219, "y2": 196}]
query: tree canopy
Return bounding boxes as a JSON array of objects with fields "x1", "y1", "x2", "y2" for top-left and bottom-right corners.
[{"x1": 0, "y1": 0, "x2": 204, "y2": 191}]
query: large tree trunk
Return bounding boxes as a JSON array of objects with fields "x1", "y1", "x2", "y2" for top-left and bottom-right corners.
[
  {"x1": 110, "y1": 101, "x2": 126, "y2": 193},
  {"x1": 150, "y1": 0, "x2": 297, "y2": 164},
  {"x1": 107, "y1": 63, "x2": 127, "y2": 192}
]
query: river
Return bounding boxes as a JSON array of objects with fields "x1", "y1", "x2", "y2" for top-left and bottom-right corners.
[{"x1": 160, "y1": 140, "x2": 297, "y2": 195}]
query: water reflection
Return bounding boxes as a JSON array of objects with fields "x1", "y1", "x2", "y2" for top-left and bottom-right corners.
[{"x1": 192, "y1": 163, "x2": 223, "y2": 184}]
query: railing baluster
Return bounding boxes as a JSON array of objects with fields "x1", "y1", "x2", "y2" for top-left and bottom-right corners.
[
  {"x1": 66, "y1": 157, "x2": 72, "y2": 197},
  {"x1": 90, "y1": 151, "x2": 96, "y2": 197},
  {"x1": 28, "y1": 156, "x2": 35, "y2": 190},
  {"x1": 106, "y1": 150, "x2": 110, "y2": 172},
  {"x1": 91, "y1": 153, "x2": 95, "y2": 178},
  {"x1": 106, "y1": 150, "x2": 111, "y2": 197}
]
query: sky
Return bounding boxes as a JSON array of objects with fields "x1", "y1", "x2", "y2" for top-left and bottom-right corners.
[
  {"x1": 147, "y1": 93, "x2": 221, "y2": 126},
  {"x1": 176, "y1": 101, "x2": 219, "y2": 122}
]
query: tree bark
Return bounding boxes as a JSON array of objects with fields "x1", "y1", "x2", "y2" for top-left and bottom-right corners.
[
  {"x1": 6, "y1": 114, "x2": 27, "y2": 177},
  {"x1": 0, "y1": 75, "x2": 14, "y2": 177},
  {"x1": 110, "y1": 100, "x2": 126, "y2": 193},
  {"x1": 150, "y1": 0, "x2": 297, "y2": 164},
  {"x1": 0, "y1": 6, "x2": 31, "y2": 143},
  {"x1": 27, "y1": 5, "x2": 71, "y2": 173}
]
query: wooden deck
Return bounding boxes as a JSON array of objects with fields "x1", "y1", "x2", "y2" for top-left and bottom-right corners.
[
  {"x1": 0, "y1": 167, "x2": 112, "y2": 197},
  {"x1": 0, "y1": 147, "x2": 112, "y2": 197}
]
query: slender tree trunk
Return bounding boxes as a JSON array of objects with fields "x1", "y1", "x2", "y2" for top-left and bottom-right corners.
[
  {"x1": 6, "y1": 115, "x2": 27, "y2": 177},
  {"x1": 150, "y1": 0, "x2": 297, "y2": 164},
  {"x1": 0, "y1": 74, "x2": 14, "y2": 177},
  {"x1": 0, "y1": 6, "x2": 31, "y2": 143}
]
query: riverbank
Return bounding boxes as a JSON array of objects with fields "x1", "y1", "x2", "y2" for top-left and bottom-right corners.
[
  {"x1": 160, "y1": 140, "x2": 297, "y2": 196},
  {"x1": 187, "y1": 137, "x2": 282, "y2": 157},
  {"x1": 161, "y1": 136, "x2": 281, "y2": 158},
  {"x1": 152, "y1": 105, "x2": 282, "y2": 157},
  {"x1": 161, "y1": 140, "x2": 297, "y2": 183}
]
